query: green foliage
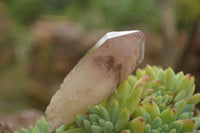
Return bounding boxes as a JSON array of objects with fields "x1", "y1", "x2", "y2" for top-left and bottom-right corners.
[
  {"x1": 16, "y1": 66, "x2": 200, "y2": 133},
  {"x1": 64, "y1": 65, "x2": 200, "y2": 133},
  {"x1": 64, "y1": 0, "x2": 161, "y2": 31},
  {"x1": 63, "y1": 0, "x2": 200, "y2": 31},
  {"x1": 175, "y1": 0, "x2": 200, "y2": 30},
  {"x1": 14, "y1": 117, "x2": 49, "y2": 133},
  {"x1": 2, "y1": 0, "x2": 200, "y2": 31},
  {"x1": 3, "y1": 0, "x2": 45, "y2": 25}
]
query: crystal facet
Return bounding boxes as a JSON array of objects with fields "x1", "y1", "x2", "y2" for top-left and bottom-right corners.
[{"x1": 45, "y1": 30, "x2": 145, "y2": 130}]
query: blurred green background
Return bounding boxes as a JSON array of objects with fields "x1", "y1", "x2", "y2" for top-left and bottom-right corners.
[{"x1": 0, "y1": 0, "x2": 200, "y2": 130}]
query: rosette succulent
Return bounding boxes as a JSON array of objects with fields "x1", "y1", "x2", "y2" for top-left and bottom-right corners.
[{"x1": 15, "y1": 66, "x2": 200, "y2": 133}]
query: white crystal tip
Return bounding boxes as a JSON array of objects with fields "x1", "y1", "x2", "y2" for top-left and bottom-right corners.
[{"x1": 97, "y1": 30, "x2": 145, "y2": 63}]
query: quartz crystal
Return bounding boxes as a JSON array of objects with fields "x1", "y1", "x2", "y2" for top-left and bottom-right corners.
[{"x1": 45, "y1": 30, "x2": 145, "y2": 130}]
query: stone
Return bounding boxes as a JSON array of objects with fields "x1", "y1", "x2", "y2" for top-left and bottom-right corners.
[
  {"x1": 0, "y1": 121, "x2": 12, "y2": 133},
  {"x1": 0, "y1": 109, "x2": 43, "y2": 131},
  {"x1": 45, "y1": 30, "x2": 145, "y2": 130}
]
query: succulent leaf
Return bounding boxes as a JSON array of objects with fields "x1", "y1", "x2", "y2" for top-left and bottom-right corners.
[{"x1": 15, "y1": 66, "x2": 200, "y2": 133}]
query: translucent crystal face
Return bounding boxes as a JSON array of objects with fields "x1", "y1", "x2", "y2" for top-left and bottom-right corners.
[
  {"x1": 76, "y1": 30, "x2": 144, "y2": 69},
  {"x1": 45, "y1": 30, "x2": 145, "y2": 131},
  {"x1": 97, "y1": 30, "x2": 144, "y2": 63}
]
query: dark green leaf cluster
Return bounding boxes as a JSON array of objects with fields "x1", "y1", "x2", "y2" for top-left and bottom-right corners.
[{"x1": 15, "y1": 66, "x2": 200, "y2": 133}]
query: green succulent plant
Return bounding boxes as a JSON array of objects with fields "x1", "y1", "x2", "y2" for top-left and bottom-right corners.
[
  {"x1": 14, "y1": 117, "x2": 49, "y2": 133},
  {"x1": 15, "y1": 66, "x2": 200, "y2": 133}
]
